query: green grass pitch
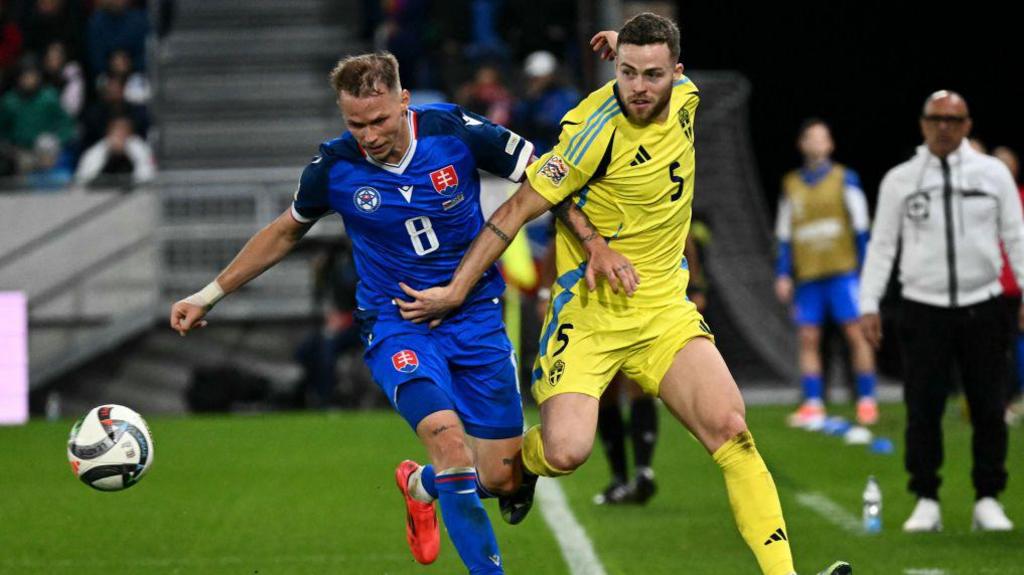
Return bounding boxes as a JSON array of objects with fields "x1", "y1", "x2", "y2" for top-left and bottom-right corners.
[{"x1": 1, "y1": 404, "x2": 1020, "y2": 574}]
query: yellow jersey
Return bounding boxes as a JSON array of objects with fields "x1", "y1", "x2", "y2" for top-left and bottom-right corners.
[{"x1": 527, "y1": 77, "x2": 699, "y2": 308}]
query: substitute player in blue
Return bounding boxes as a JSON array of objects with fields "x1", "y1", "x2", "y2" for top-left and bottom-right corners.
[
  {"x1": 169, "y1": 52, "x2": 537, "y2": 574},
  {"x1": 774, "y1": 119, "x2": 878, "y2": 429}
]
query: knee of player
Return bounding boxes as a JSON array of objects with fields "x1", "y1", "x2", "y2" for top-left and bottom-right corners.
[
  {"x1": 544, "y1": 442, "x2": 591, "y2": 472},
  {"x1": 799, "y1": 330, "x2": 821, "y2": 348},
  {"x1": 712, "y1": 410, "x2": 749, "y2": 447},
  {"x1": 479, "y1": 470, "x2": 518, "y2": 496},
  {"x1": 426, "y1": 430, "x2": 472, "y2": 468}
]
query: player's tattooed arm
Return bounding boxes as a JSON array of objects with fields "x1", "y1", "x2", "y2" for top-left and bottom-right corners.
[
  {"x1": 486, "y1": 221, "x2": 511, "y2": 243},
  {"x1": 397, "y1": 179, "x2": 553, "y2": 325},
  {"x1": 550, "y1": 200, "x2": 640, "y2": 297},
  {"x1": 552, "y1": 198, "x2": 601, "y2": 248}
]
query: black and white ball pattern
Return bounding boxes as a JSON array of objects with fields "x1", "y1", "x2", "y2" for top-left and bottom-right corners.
[{"x1": 67, "y1": 405, "x2": 154, "y2": 491}]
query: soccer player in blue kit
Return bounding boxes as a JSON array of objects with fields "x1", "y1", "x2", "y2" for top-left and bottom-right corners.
[{"x1": 168, "y1": 52, "x2": 575, "y2": 574}]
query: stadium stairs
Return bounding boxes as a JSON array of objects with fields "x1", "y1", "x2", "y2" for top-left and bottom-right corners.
[{"x1": 156, "y1": 0, "x2": 360, "y2": 169}]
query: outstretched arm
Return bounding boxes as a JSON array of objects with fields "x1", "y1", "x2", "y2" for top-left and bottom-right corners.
[
  {"x1": 169, "y1": 209, "x2": 312, "y2": 335},
  {"x1": 396, "y1": 180, "x2": 553, "y2": 324}
]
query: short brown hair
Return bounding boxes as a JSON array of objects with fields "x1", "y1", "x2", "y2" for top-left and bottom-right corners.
[
  {"x1": 618, "y1": 12, "x2": 681, "y2": 62},
  {"x1": 329, "y1": 52, "x2": 401, "y2": 97}
]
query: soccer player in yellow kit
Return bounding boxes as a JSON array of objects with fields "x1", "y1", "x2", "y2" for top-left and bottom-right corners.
[{"x1": 397, "y1": 13, "x2": 850, "y2": 575}]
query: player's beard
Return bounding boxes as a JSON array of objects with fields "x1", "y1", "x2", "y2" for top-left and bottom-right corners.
[{"x1": 628, "y1": 91, "x2": 671, "y2": 124}]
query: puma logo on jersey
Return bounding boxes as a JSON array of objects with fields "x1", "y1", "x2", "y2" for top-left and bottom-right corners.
[
  {"x1": 489, "y1": 555, "x2": 501, "y2": 567},
  {"x1": 630, "y1": 145, "x2": 652, "y2": 166},
  {"x1": 462, "y1": 113, "x2": 483, "y2": 126}
]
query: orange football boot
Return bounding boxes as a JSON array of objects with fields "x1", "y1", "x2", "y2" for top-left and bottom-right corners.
[{"x1": 395, "y1": 460, "x2": 440, "y2": 564}]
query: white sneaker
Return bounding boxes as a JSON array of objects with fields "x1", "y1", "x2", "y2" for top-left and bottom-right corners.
[
  {"x1": 972, "y1": 497, "x2": 1014, "y2": 531},
  {"x1": 903, "y1": 498, "x2": 942, "y2": 532}
]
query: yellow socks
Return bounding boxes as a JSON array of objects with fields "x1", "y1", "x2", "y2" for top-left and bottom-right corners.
[
  {"x1": 521, "y1": 425, "x2": 572, "y2": 477},
  {"x1": 713, "y1": 431, "x2": 794, "y2": 575}
]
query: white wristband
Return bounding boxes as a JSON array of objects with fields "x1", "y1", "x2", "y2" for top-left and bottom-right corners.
[{"x1": 184, "y1": 280, "x2": 225, "y2": 310}]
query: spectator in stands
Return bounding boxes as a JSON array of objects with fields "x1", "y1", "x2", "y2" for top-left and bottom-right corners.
[
  {"x1": 41, "y1": 40, "x2": 84, "y2": 117},
  {"x1": 156, "y1": 0, "x2": 175, "y2": 40},
  {"x1": 499, "y1": 0, "x2": 576, "y2": 65},
  {"x1": 993, "y1": 145, "x2": 1024, "y2": 425},
  {"x1": 512, "y1": 51, "x2": 578, "y2": 154},
  {"x1": 81, "y1": 74, "x2": 149, "y2": 148},
  {"x1": 775, "y1": 118, "x2": 878, "y2": 429},
  {"x1": 377, "y1": 0, "x2": 431, "y2": 90},
  {"x1": 19, "y1": 0, "x2": 84, "y2": 62},
  {"x1": 860, "y1": 90, "x2": 1021, "y2": 532},
  {"x1": 295, "y1": 238, "x2": 362, "y2": 408},
  {"x1": 87, "y1": 0, "x2": 148, "y2": 77},
  {"x1": 455, "y1": 64, "x2": 512, "y2": 126},
  {"x1": 96, "y1": 48, "x2": 150, "y2": 105},
  {"x1": 465, "y1": 0, "x2": 510, "y2": 62},
  {"x1": 0, "y1": 62, "x2": 74, "y2": 172},
  {"x1": 74, "y1": 115, "x2": 154, "y2": 189},
  {"x1": 0, "y1": 2, "x2": 23, "y2": 87},
  {"x1": 26, "y1": 132, "x2": 71, "y2": 190}
]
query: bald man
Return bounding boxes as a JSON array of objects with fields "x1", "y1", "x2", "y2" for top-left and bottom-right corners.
[{"x1": 860, "y1": 91, "x2": 1023, "y2": 532}]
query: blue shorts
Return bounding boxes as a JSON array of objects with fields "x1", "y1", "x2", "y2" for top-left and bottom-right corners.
[
  {"x1": 794, "y1": 272, "x2": 860, "y2": 326},
  {"x1": 356, "y1": 297, "x2": 524, "y2": 439}
]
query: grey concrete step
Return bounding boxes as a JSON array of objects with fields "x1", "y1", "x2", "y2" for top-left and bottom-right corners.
[
  {"x1": 166, "y1": 26, "x2": 353, "y2": 63},
  {"x1": 162, "y1": 69, "x2": 329, "y2": 100},
  {"x1": 174, "y1": 0, "x2": 330, "y2": 29},
  {"x1": 160, "y1": 116, "x2": 341, "y2": 162}
]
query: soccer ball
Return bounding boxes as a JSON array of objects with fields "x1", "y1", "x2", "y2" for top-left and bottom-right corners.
[{"x1": 67, "y1": 404, "x2": 154, "y2": 491}]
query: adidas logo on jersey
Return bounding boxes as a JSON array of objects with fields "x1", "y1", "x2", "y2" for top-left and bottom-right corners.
[
  {"x1": 630, "y1": 145, "x2": 652, "y2": 166},
  {"x1": 763, "y1": 527, "x2": 788, "y2": 546}
]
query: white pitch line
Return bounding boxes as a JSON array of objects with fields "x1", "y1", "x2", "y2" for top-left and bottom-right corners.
[
  {"x1": 536, "y1": 477, "x2": 608, "y2": 575},
  {"x1": 904, "y1": 569, "x2": 947, "y2": 575},
  {"x1": 794, "y1": 491, "x2": 863, "y2": 533}
]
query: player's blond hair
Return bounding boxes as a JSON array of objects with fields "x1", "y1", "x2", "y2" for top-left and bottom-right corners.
[{"x1": 329, "y1": 52, "x2": 401, "y2": 97}]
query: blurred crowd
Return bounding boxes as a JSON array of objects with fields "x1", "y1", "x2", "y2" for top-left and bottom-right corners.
[
  {"x1": 361, "y1": 0, "x2": 582, "y2": 157},
  {"x1": 0, "y1": 0, "x2": 158, "y2": 192}
]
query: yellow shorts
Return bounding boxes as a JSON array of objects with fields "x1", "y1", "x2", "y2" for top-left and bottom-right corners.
[{"x1": 531, "y1": 292, "x2": 714, "y2": 405}]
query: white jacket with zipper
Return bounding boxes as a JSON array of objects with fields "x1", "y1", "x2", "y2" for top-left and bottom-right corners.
[{"x1": 860, "y1": 139, "x2": 1024, "y2": 314}]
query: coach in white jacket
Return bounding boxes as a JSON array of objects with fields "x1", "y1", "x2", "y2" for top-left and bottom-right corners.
[{"x1": 860, "y1": 90, "x2": 1023, "y2": 533}]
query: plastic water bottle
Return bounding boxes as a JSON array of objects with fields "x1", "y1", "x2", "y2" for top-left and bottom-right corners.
[{"x1": 862, "y1": 476, "x2": 882, "y2": 533}]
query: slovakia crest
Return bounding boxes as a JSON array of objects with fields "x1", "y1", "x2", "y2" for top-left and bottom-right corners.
[
  {"x1": 391, "y1": 350, "x2": 420, "y2": 373},
  {"x1": 429, "y1": 165, "x2": 459, "y2": 196},
  {"x1": 353, "y1": 186, "x2": 381, "y2": 213}
]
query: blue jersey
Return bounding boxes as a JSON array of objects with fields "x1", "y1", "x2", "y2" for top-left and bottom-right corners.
[{"x1": 291, "y1": 104, "x2": 535, "y2": 312}]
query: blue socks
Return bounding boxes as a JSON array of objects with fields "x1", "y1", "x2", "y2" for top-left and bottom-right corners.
[
  {"x1": 421, "y1": 464, "x2": 437, "y2": 498},
  {"x1": 801, "y1": 374, "x2": 823, "y2": 401},
  {"x1": 435, "y1": 467, "x2": 503, "y2": 574},
  {"x1": 803, "y1": 373, "x2": 876, "y2": 401},
  {"x1": 420, "y1": 464, "x2": 497, "y2": 500},
  {"x1": 856, "y1": 372, "x2": 877, "y2": 399}
]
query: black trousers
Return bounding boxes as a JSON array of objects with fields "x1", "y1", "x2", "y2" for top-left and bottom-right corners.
[{"x1": 898, "y1": 297, "x2": 1009, "y2": 500}]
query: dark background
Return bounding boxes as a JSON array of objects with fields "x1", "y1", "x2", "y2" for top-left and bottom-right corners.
[{"x1": 674, "y1": 1, "x2": 1022, "y2": 207}]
